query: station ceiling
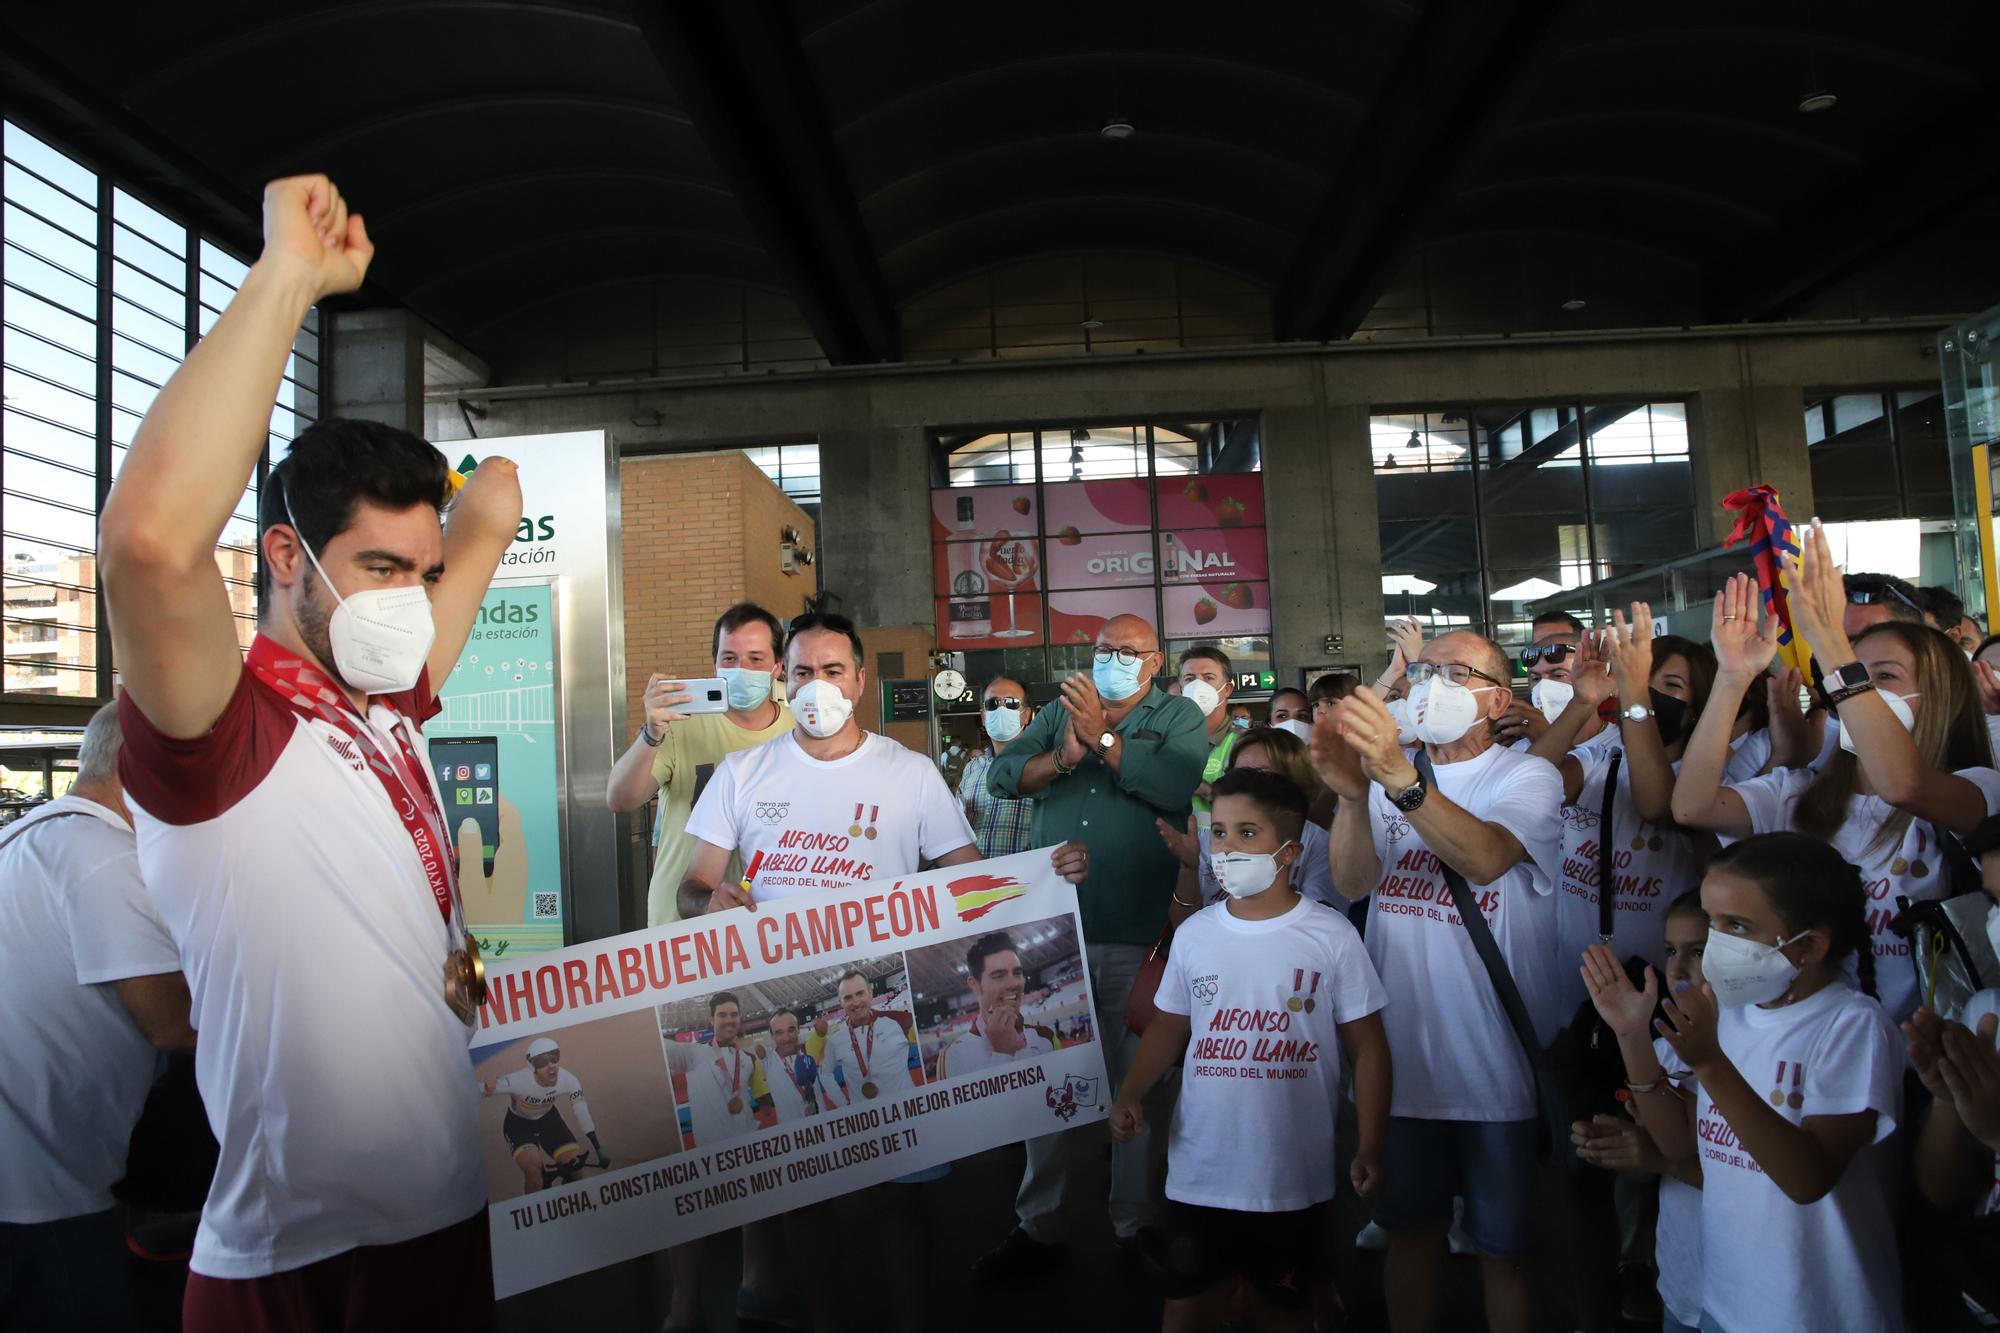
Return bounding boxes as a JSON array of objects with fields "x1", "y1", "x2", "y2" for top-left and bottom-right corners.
[{"x1": 5, "y1": 0, "x2": 1998, "y2": 375}]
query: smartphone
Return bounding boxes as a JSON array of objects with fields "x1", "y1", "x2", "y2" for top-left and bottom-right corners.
[
  {"x1": 430, "y1": 735, "x2": 501, "y2": 878},
  {"x1": 680, "y1": 677, "x2": 730, "y2": 715}
]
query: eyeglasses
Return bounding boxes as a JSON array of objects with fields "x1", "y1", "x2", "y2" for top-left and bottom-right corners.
[
  {"x1": 1407, "y1": 661, "x2": 1506, "y2": 688},
  {"x1": 983, "y1": 698, "x2": 1024, "y2": 712},
  {"x1": 1092, "y1": 646, "x2": 1153, "y2": 666},
  {"x1": 1847, "y1": 583, "x2": 1922, "y2": 612},
  {"x1": 528, "y1": 1051, "x2": 560, "y2": 1070},
  {"x1": 1518, "y1": 643, "x2": 1575, "y2": 668}
]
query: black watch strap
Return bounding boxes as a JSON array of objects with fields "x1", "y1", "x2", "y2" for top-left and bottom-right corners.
[{"x1": 1389, "y1": 776, "x2": 1428, "y2": 812}]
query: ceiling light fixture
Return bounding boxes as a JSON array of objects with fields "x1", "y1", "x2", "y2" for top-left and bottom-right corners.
[
  {"x1": 1798, "y1": 90, "x2": 1837, "y2": 113},
  {"x1": 1100, "y1": 116, "x2": 1136, "y2": 141},
  {"x1": 1561, "y1": 297, "x2": 1587, "y2": 311},
  {"x1": 1080, "y1": 318, "x2": 1104, "y2": 330}
]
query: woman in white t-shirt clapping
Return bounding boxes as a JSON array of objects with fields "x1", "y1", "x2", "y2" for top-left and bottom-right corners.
[
  {"x1": 1671, "y1": 549, "x2": 2000, "y2": 1023},
  {"x1": 1584, "y1": 832, "x2": 1904, "y2": 1333}
]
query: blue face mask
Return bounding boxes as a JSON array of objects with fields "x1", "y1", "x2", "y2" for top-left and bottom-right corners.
[
  {"x1": 1093, "y1": 652, "x2": 1151, "y2": 702},
  {"x1": 721, "y1": 666, "x2": 774, "y2": 711}
]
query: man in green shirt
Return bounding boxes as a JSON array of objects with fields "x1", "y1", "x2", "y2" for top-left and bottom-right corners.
[
  {"x1": 975, "y1": 612, "x2": 1207, "y2": 1280},
  {"x1": 604, "y1": 603, "x2": 792, "y2": 927},
  {"x1": 1177, "y1": 644, "x2": 1238, "y2": 814}
]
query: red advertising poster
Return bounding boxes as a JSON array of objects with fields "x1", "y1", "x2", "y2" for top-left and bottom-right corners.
[
  {"x1": 1163, "y1": 580, "x2": 1271, "y2": 637},
  {"x1": 1047, "y1": 589, "x2": 1146, "y2": 648},
  {"x1": 1157, "y1": 528, "x2": 1269, "y2": 586},
  {"x1": 1156, "y1": 473, "x2": 1264, "y2": 530},
  {"x1": 936, "y1": 594, "x2": 1044, "y2": 649},
  {"x1": 1043, "y1": 531, "x2": 1157, "y2": 590},
  {"x1": 1041, "y1": 479, "x2": 1153, "y2": 537},
  {"x1": 930, "y1": 485, "x2": 1038, "y2": 543},
  {"x1": 934, "y1": 536, "x2": 1042, "y2": 598}
]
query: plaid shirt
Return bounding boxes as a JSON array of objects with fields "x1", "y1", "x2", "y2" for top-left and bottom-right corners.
[{"x1": 957, "y1": 750, "x2": 1036, "y2": 860}]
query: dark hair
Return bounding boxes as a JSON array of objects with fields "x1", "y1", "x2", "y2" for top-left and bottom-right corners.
[
  {"x1": 1707, "y1": 833, "x2": 1876, "y2": 999},
  {"x1": 1209, "y1": 767, "x2": 1308, "y2": 842},
  {"x1": 965, "y1": 932, "x2": 1018, "y2": 980},
  {"x1": 1844, "y1": 573, "x2": 1925, "y2": 625},
  {"x1": 1916, "y1": 585, "x2": 1967, "y2": 631},
  {"x1": 713, "y1": 603, "x2": 784, "y2": 659},
  {"x1": 786, "y1": 612, "x2": 865, "y2": 668},
  {"x1": 709, "y1": 991, "x2": 740, "y2": 1015},
  {"x1": 1308, "y1": 671, "x2": 1360, "y2": 704},
  {"x1": 261, "y1": 419, "x2": 452, "y2": 601},
  {"x1": 1180, "y1": 645, "x2": 1232, "y2": 677},
  {"x1": 1665, "y1": 887, "x2": 1707, "y2": 922},
  {"x1": 1272, "y1": 687, "x2": 1309, "y2": 709},
  {"x1": 1533, "y1": 610, "x2": 1586, "y2": 635},
  {"x1": 837, "y1": 968, "x2": 869, "y2": 990},
  {"x1": 1649, "y1": 634, "x2": 1717, "y2": 742}
]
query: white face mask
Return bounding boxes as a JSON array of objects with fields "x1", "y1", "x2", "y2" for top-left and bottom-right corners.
[
  {"x1": 1182, "y1": 679, "x2": 1222, "y2": 717},
  {"x1": 1836, "y1": 690, "x2": 1918, "y2": 755},
  {"x1": 1408, "y1": 675, "x2": 1492, "y2": 746},
  {"x1": 1529, "y1": 678, "x2": 1574, "y2": 725},
  {"x1": 791, "y1": 679, "x2": 853, "y2": 739},
  {"x1": 1703, "y1": 927, "x2": 1812, "y2": 1007},
  {"x1": 1209, "y1": 843, "x2": 1295, "y2": 899},
  {"x1": 1382, "y1": 697, "x2": 1420, "y2": 746},
  {"x1": 285, "y1": 495, "x2": 435, "y2": 696},
  {"x1": 1275, "y1": 718, "x2": 1314, "y2": 744}
]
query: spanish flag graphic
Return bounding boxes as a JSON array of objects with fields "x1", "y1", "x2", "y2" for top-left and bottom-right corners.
[{"x1": 947, "y1": 873, "x2": 1028, "y2": 922}]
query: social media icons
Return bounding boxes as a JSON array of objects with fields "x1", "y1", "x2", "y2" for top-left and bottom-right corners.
[
  {"x1": 474, "y1": 763, "x2": 492, "y2": 781},
  {"x1": 455, "y1": 765, "x2": 472, "y2": 781}
]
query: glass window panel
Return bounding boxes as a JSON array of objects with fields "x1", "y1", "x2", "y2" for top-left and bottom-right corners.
[
  {"x1": 113, "y1": 189, "x2": 187, "y2": 259},
  {"x1": 1588, "y1": 457, "x2": 1693, "y2": 511},
  {"x1": 1829, "y1": 393, "x2": 1888, "y2": 441},
  {"x1": 3, "y1": 451, "x2": 96, "y2": 510},
  {"x1": 198, "y1": 239, "x2": 249, "y2": 288},
  {"x1": 4, "y1": 408, "x2": 94, "y2": 463},
  {"x1": 1592, "y1": 508, "x2": 1697, "y2": 567},
  {"x1": 3, "y1": 365, "x2": 94, "y2": 433},
  {"x1": 1479, "y1": 451, "x2": 1585, "y2": 512},
  {"x1": 111, "y1": 300, "x2": 186, "y2": 361},
  {"x1": 3, "y1": 162, "x2": 94, "y2": 238},
  {"x1": 111, "y1": 333, "x2": 182, "y2": 389},
  {"x1": 112, "y1": 264, "x2": 184, "y2": 324},
  {"x1": 3, "y1": 201, "x2": 96, "y2": 277},
  {"x1": 5, "y1": 326, "x2": 95, "y2": 395},
  {"x1": 4, "y1": 285, "x2": 96, "y2": 356},
  {"x1": 4, "y1": 123, "x2": 96, "y2": 199},
  {"x1": 1374, "y1": 468, "x2": 1475, "y2": 522},
  {"x1": 112, "y1": 222, "x2": 186, "y2": 291},
  {"x1": 1811, "y1": 445, "x2": 1899, "y2": 521},
  {"x1": 1373, "y1": 412, "x2": 1472, "y2": 474},
  {"x1": 1039, "y1": 425, "x2": 1147, "y2": 482},
  {"x1": 5, "y1": 237, "x2": 98, "y2": 317},
  {"x1": 109, "y1": 368, "x2": 159, "y2": 417},
  {"x1": 935, "y1": 431, "x2": 1035, "y2": 487}
]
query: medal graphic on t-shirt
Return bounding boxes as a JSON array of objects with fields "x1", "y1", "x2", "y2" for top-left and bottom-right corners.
[
  {"x1": 848, "y1": 803, "x2": 880, "y2": 840},
  {"x1": 1287, "y1": 968, "x2": 1322, "y2": 1014},
  {"x1": 1769, "y1": 1059, "x2": 1803, "y2": 1109},
  {"x1": 1892, "y1": 827, "x2": 1928, "y2": 880}
]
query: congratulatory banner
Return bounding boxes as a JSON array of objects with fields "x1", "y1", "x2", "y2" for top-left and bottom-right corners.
[{"x1": 469, "y1": 849, "x2": 1110, "y2": 1298}]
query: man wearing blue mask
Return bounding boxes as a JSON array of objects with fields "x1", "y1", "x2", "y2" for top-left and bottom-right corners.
[
  {"x1": 958, "y1": 675, "x2": 1038, "y2": 860},
  {"x1": 605, "y1": 603, "x2": 792, "y2": 927},
  {"x1": 976, "y1": 612, "x2": 1210, "y2": 1282}
]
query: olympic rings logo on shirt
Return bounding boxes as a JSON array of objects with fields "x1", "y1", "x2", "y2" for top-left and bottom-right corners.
[
  {"x1": 1192, "y1": 976, "x2": 1220, "y2": 1004},
  {"x1": 754, "y1": 802, "x2": 790, "y2": 825}
]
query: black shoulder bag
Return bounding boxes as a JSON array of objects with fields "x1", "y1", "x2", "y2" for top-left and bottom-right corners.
[{"x1": 1413, "y1": 752, "x2": 1572, "y2": 1163}]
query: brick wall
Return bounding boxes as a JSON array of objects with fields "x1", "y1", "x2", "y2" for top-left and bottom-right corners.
[{"x1": 617, "y1": 452, "x2": 817, "y2": 730}]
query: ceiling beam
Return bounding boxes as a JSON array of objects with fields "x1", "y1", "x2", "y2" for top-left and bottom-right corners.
[
  {"x1": 1273, "y1": 0, "x2": 1572, "y2": 343},
  {"x1": 1704, "y1": 99, "x2": 2000, "y2": 323},
  {"x1": 631, "y1": 2, "x2": 900, "y2": 364}
]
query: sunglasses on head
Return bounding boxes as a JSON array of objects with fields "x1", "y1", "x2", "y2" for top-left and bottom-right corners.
[
  {"x1": 984, "y1": 698, "x2": 1024, "y2": 711},
  {"x1": 1518, "y1": 643, "x2": 1575, "y2": 668}
]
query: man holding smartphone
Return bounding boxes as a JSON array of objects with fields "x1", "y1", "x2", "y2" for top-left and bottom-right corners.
[{"x1": 605, "y1": 603, "x2": 793, "y2": 927}]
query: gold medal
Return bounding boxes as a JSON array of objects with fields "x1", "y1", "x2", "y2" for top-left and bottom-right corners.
[
  {"x1": 444, "y1": 933, "x2": 487, "y2": 1023},
  {"x1": 1631, "y1": 836, "x2": 1645, "y2": 851},
  {"x1": 850, "y1": 823, "x2": 863, "y2": 836},
  {"x1": 1768, "y1": 1089, "x2": 1785, "y2": 1107},
  {"x1": 862, "y1": 1080, "x2": 879, "y2": 1099},
  {"x1": 728, "y1": 1097, "x2": 745, "y2": 1116},
  {"x1": 1286, "y1": 996, "x2": 1303, "y2": 1012},
  {"x1": 1891, "y1": 857, "x2": 1909, "y2": 875}
]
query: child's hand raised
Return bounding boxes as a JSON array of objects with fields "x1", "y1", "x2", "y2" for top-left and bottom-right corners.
[
  {"x1": 1657, "y1": 980, "x2": 1724, "y2": 1071},
  {"x1": 1581, "y1": 942, "x2": 1656, "y2": 1040}
]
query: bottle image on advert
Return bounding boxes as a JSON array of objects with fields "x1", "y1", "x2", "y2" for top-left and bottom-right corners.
[{"x1": 947, "y1": 495, "x2": 991, "y2": 640}]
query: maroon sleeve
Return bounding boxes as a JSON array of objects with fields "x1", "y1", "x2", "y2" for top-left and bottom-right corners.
[
  {"x1": 117, "y1": 671, "x2": 299, "y2": 825},
  {"x1": 380, "y1": 665, "x2": 442, "y2": 729}
]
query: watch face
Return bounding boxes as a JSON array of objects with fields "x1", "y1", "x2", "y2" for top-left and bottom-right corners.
[{"x1": 1099, "y1": 731, "x2": 1116, "y2": 750}]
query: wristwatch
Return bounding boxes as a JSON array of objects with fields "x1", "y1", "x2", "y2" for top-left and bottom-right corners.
[
  {"x1": 1823, "y1": 661, "x2": 1875, "y2": 706},
  {"x1": 1096, "y1": 731, "x2": 1118, "y2": 755},
  {"x1": 1623, "y1": 702, "x2": 1653, "y2": 723},
  {"x1": 1389, "y1": 775, "x2": 1427, "y2": 812}
]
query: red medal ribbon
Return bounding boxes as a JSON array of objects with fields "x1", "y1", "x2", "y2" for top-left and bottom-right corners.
[
  {"x1": 717, "y1": 1046, "x2": 744, "y2": 1094},
  {"x1": 848, "y1": 1017, "x2": 875, "y2": 1079},
  {"x1": 245, "y1": 637, "x2": 459, "y2": 930}
]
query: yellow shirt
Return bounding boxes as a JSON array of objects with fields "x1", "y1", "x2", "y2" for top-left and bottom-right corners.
[{"x1": 645, "y1": 705, "x2": 793, "y2": 925}]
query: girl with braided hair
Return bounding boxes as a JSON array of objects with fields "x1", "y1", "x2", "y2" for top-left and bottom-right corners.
[{"x1": 1581, "y1": 833, "x2": 1903, "y2": 1333}]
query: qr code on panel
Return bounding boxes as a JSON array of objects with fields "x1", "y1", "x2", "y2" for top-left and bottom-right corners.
[{"x1": 532, "y1": 892, "x2": 560, "y2": 920}]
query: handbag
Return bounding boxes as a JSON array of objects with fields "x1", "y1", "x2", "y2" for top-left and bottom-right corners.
[
  {"x1": 1889, "y1": 822, "x2": 1999, "y2": 1021},
  {"x1": 1414, "y1": 751, "x2": 1572, "y2": 1163},
  {"x1": 1123, "y1": 921, "x2": 1173, "y2": 1036}
]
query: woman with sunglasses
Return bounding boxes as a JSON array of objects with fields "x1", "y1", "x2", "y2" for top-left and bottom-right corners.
[{"x1": 956, "y1": 676, "x2": 1040, "y2": 860}]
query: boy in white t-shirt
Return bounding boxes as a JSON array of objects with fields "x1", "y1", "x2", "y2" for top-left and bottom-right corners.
[{"x1": 1111, "y1": 769, "x2": 1389, "y2": 1330}]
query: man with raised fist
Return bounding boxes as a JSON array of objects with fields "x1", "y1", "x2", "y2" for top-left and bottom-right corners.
[{"x1": 100, "y1": 175, "x2": 523, "y2": 1330}]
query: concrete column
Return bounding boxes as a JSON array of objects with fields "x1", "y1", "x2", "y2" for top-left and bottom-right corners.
[
  {"x1": 327, "y1": 309, "x2": 426, "y2": 435},
  {"x1": 816, "y1": 420, "x2": 933, "y2": 630},
  {"x1": 1689, "y1": 384, "x2": 1814, "y2": 545},
  {"x1": 1264, "y1": 399, "x2": 1384, "y2": 685}
]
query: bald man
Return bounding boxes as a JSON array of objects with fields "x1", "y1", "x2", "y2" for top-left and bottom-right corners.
[
  {"x1": 1311, "y1": 629, "x2": 1565, "y2": 1333},
  {"x1": 978, "y1": 612, "x2": 1209, "y2": 1279}
]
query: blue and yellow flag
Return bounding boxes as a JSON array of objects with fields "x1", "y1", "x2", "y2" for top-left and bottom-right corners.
[{"x1": 1721, "y1": 484, "x2": 1813, "y2": 677}]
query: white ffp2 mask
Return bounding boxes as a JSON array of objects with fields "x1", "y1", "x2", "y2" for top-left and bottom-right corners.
[
  {"x1": 1837, "y1": 690, "x2": 1918, "y2": 755},
  {"x1": 1529, "y1": 678, "x2": 1574, "y2": 724},
  {"x1": 285, "y1": 494, "x2": 435, "y2": 696},
  {"x1": 791, "y1": 679, "x2": 853, "y2": 739},
  {"x1": 1703, "y1": 928, "x2": 1811, "y2": 1007},
  {"x1": 1182, "y1": 679, "x2": 1222, "y2": 717},
  {"x1": 1408, "y1": 676, "x2": 1490, "y2": 746},
  {"x1": 1209, "y1": 843, "x2": 1295, "y2": 899}
]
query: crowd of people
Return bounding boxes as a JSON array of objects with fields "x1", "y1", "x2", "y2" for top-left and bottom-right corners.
[{"x1": 7, "y1": 170, "x2": 2000, "y2": 1333}]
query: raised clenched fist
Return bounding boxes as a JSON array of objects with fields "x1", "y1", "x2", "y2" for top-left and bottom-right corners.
[{"x1": 260, "y1": 175, "x2": 374, "y2": 301}]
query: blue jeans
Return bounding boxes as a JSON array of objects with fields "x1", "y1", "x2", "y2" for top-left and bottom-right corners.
[{"x1": 1375, "y1": 1115, "x2": 1541, "y2": 1259}]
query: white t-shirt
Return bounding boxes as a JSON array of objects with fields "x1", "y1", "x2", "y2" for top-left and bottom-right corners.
[
  {"x1": 1196, "y1": 822, "x2": 1336, "y2": 907},
  {"x1": 1364, "y1": 744, "x2": 1565, "y2": 1120},
  {"x1": 1724, "y1": 727, "x2": 1773, "y2": 784},
  {"x1": 937, "y1": 1016, "x2": 1056, "y2": 1080},
  {"x1": 1155, "y1": 895, "x2": 1386, "y2": 1210},
  {"x1": 1553, "y1": 745, "x2": 1696, "y2": 1009},
  {"x1": 1730, "y1": 765, "x2": 2000, "y2": 1022},
  {"x1": 1651, "y1": 1036, "x2": 1703, "y2": 1329},
  {"x1": 816, "y1": 1012, "x2": 917, "y2": 1103},
  {"x1": 764, "y1": 1048, "x2": 822, "y2": 1124},
  {"x1": 685, "y1": 731, "x2": 975, "y2": 902},
  {"x1": 1986, "y1": 715, "x2": 2000, "y2": 764},
  {"x1": 490, "y1": 1066, "x2": 594, "y2": 1134},
  {"x1": 118, "y1": 657, "x2": 485, "y2": 1279},
  {"x1": 0, "y1": 796, "x2": 181, "y2": 1224},
  {"x1": 1696, "y1": 982, "x2": 1902, "y2": 1333},
  {"x1": 664, "y1": 1038, "x2": 769, "y2": 1145}
]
